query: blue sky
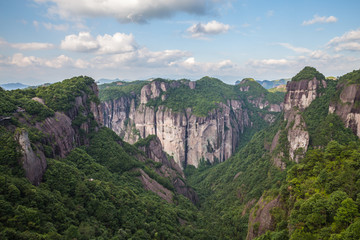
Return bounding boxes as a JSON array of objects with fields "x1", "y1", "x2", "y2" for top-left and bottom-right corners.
[{"x1": 0, "y1": 0, "x2": 359, "y2": 85}]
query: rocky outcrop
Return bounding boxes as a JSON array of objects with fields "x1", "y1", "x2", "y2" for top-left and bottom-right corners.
[
  {"x1": 246, "y1": 195, "x2": 282, "y2": 240},
  {"x1": 18, "y1": 83, "x2": 103, "y2": 185},
  {"x1": 284, "y1": 78, "x2": 326, "y2": 118},
  {"x1": 329, "y1": 84, "x2": 360, "y2": 137},
  {"x1": 15, "y1": 129, "x2": 46, "y2": 185},
  {"x1": 286, "y1": 113, "x2": 309, "y2": 163},
  {"x1": 271, "y1": 78, "x2": 325, "y2": 164},
  {"x1": 137, "y1": 136, "x2": 198, "y2": 204},
  {"x1": 138, "y1": 169, "x2": 174, "y2": 203},
  {"x1": 248, "y1": 98, "x2": 283, "y2": 113},
  {"x1": 35, "y1": 112, "x2": 75, "y2": 158},
  {"x1": 102, "y1": 80, "x2": 251, "y2": 168}
]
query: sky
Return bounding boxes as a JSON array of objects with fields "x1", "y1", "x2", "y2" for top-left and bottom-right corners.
[{"x1": 0, "y1": 0, "x2": 359, "y2": 85}]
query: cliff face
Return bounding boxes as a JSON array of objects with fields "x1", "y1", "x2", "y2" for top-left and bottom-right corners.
[
  {"x1": 329, "y1": 84, "x2": 360, "y2": 137},
  {"x1": 17, "y1": 83, "x2": 103, "y2": 185},
  {"x1": 102, "y1": 80, "x2": 252, "y2": 168},
  {"x1": 246, "y1": 195, "x2": 282, "y2": 240},
  {"x1": 271, "y1": 78, "x2": 326, "y2": 164},
  {"x1": 15, "y1": 130, "x2": 47, "y2": 186},
  {"x1": 137, "y1": 136, "x2": 198, "y2": 204}
]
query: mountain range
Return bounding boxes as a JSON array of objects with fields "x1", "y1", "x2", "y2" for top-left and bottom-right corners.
[{"x1": 1, "y1": 67, "x2": 360, "y2": 239}]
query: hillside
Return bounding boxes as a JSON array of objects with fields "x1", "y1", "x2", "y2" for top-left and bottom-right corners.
[
  {"x1": 1, "y1": 68, "x2": 360, "y2": 239},
  {"x1": 186, "y1": 67, "x2": 360, "y2": 240},
  {"x1": 100, "y1": 76, "x2": 284, "y2": 168},
  {"x1": 0, "y1": 77, "x2": 205, "y2": 239}
]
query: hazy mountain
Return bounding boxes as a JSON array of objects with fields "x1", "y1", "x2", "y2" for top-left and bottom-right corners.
[{"x1": 0, "y1": 82, "x2": 29, "y2": 90}]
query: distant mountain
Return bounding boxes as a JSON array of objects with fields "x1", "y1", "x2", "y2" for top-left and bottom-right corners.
[
  {"x1": 0, "y1": 82, "x2": 29, "y2": 90},
  {"x1": 96, "y1": 78, "x2": 134, "y2": 85},
  {"x1": 257, "y1": 78, "x2": 290, "y2": 89},
  {"x1": 235, "y1": 78, "x2": 291, "y2": 89}
]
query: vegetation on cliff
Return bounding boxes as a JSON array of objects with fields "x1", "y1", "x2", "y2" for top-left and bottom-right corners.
[
  {"x1": 338, "y1": 69, "x2": 360, "y2": 85},
  {"x1": 2, "y1": 68, "x2": 360, "y2": 239},
  {"x1": 0, "y1": 78, "x2": 208, "y2": 239},
  {"x1": 257, "y1": 140, "x2": 360, "y2": 240},
  {"x1": 291, "y1": 66, "x2": 325, "y2": 82},
  {"x1": 36, "y1": 76, "x2": 99, "y2": 112},
  {"x1": 98, "y1": 80, "x2": 148, "y2": 102}
]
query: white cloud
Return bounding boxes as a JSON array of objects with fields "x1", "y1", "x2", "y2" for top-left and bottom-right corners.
[
  {"x1": 327, "y1": 28, "x2": 360, "y2": 52},
  {"x1": 8, "y1": 53, "x2": 74, "y2": 68},
  {"x1": 34, "y1": 0, "x2": 224, "y2": 23},
  {"x1": 60, "y1": 32, "x2": 99, "y2": 52},
  {"x1": 302, "y1": 15, "x2": 337, "y2": 26},
  {"x1": 248, "y1": 58, "x2": 291, "y2": 68},
  {"x1": 60, "y1": 32, "x2": 137, "y2": 54},
  {"x1": 171, "y1": 57, "x2": 235, "y2": 73},
  {"x1": 96, "y1": 33, "x2": 137, "y2": 54},
  {"x1": 0, "y1": 39, "x2": 54, "y2": 50},
  {"x1": 187, "y1": 20, "x2": 230, "y2": 38},
  {"x1": 278, "y1": 43, "x2": 312, "y2": 54},
  {"x1": 43, "y1": 22, "x2": 69, "y2": 31},
  {"x1": 11, "y1": 42, "x2": 55, "y2": 50},
  {"x1": 93, "y1": 48, "x2": 190, "y2": 69}
]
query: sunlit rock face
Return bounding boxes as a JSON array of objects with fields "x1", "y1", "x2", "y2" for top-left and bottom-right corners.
[{"x1": 102, "y1": 80, "x2": 252, "y2": 168}]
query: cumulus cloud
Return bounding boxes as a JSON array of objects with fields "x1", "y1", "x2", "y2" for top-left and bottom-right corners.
[
  {"x1": 60, "y1": 32, "x2": 137, "y2": 54},
  {"x1": 60, "y1": 32, "x2": 98, "y2": 52},
  {"x1": 7, "y1": 53, "x2": 74, "y2": 68},
  {"x1": 187, "y1": 20, "x2": 230, "y2": 38},
  {"x1": 327, "y1": 28, "x2": 360, "y2": 52},
  {"x1": 278, "y1": 43, "x2": 312, "y2": 54},
  {"x1": 34, "y1": 0, "x2": 224, "y2": 23},
  {"x1": 171, "y1": 57, "x2": 235, "y2": 73},
  {"x1": 93, "y1": 48, "x2": 190, "y2": 69},
  {"x1": 302, "y1": 15, "x2": 337, "y2": 25},
  {"x1": 248, "y1": 58, "x2": 291, "y2": 68},
  {"x1": 0, "y1": 39, "x2": 54, "y2": 50}
]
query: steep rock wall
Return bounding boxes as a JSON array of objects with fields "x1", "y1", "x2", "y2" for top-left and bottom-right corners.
[
  {"x1": 271, "y1": 78, "x2": 325, "y2": 164},
  {"x1": 18, "y1": 83, "x2": 102, "y2": 185},
  {"x1": 137, "y1": 136, "x2": 198, "y2": 204},
  {"x1": 15, "y1": 130, "x2": 47, "y2": 186},
  {"x1": 329, "y1": 84, "x2": 360, "y2": 138},
  {"x1": 102, "y1": 81, "x2": 251, "y2": 168}
]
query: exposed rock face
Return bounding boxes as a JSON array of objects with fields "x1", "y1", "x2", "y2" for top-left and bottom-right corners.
[
  {"x1": 35, "y1": 112, "x2": 75, "y2": 158},
  {"x1": 18, "y1": 83, "x2": 103, "y2": 185},
  {"x1": 246, "y1": 195, "x2": 282, "y2": 240},
  {"x1": 15, "y1": 130, "x2": 46, "y2": 185},
  {"x1": 284, "y1": 79, "x2": 326, "y2": 116},
  {"x1": 248, "y1": 98, "x2": 283, "y2": 113},
  {"x1": 137, "y1": 136, "x2": 198, "y2": 204},
  {"x1": 286, "y1": 113, "x2": 309, "y2": 163},
  {"x1": 102, "y1": 81, "x2": 251, "y2": 168},
  {"x1": 138, "y1": 169, "x2": 173, "y2": 203},
  {"x1": 329, "y1": 84, "x2": 360, "y2": 137},
  {"x1": 271, "y1": 78, "x2": 325, "y2": 164}
]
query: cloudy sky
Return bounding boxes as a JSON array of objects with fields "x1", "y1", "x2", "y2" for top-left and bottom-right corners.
[{"x1": 0, "y1": 0, "x2": 359, "y2": 85}]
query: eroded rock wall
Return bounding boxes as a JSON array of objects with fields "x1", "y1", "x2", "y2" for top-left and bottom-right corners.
[
  {"x1": 329, "y1": 84, "x2": 360, "y2": 138},
  {"x1": 102, "y1": 81, "x2": 251, "y2": 168}
]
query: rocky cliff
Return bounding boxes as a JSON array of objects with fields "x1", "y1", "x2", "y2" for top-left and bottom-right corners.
[
  {"x1": 16, "y1": 81, "x2": 103, "y2": 185},
  {"x1": 329, "y1": 79, "x2": 360, "y2": 138},
  {"x1": 137, "y1": 135, "x2": 198, "y2": 204},
  {"x1": 271, "y1": 76, "x2": 327, "y2": 166},
  {"x1": 102, "y1": 78, "x2": 282, "y2": 168}
]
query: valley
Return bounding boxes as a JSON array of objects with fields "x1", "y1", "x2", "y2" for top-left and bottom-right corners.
[{"x1": 1, "y1": 67, "x2": 360, "y2": 239}]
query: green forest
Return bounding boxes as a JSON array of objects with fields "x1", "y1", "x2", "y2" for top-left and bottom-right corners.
[{"x1": 1, "y1": 68, "x2": 360, "y2": 239}]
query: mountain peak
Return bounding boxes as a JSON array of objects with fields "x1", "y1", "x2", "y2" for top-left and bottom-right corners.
[{"x1": 291, "y1": 66, "x2": 325, "y2": 82}]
